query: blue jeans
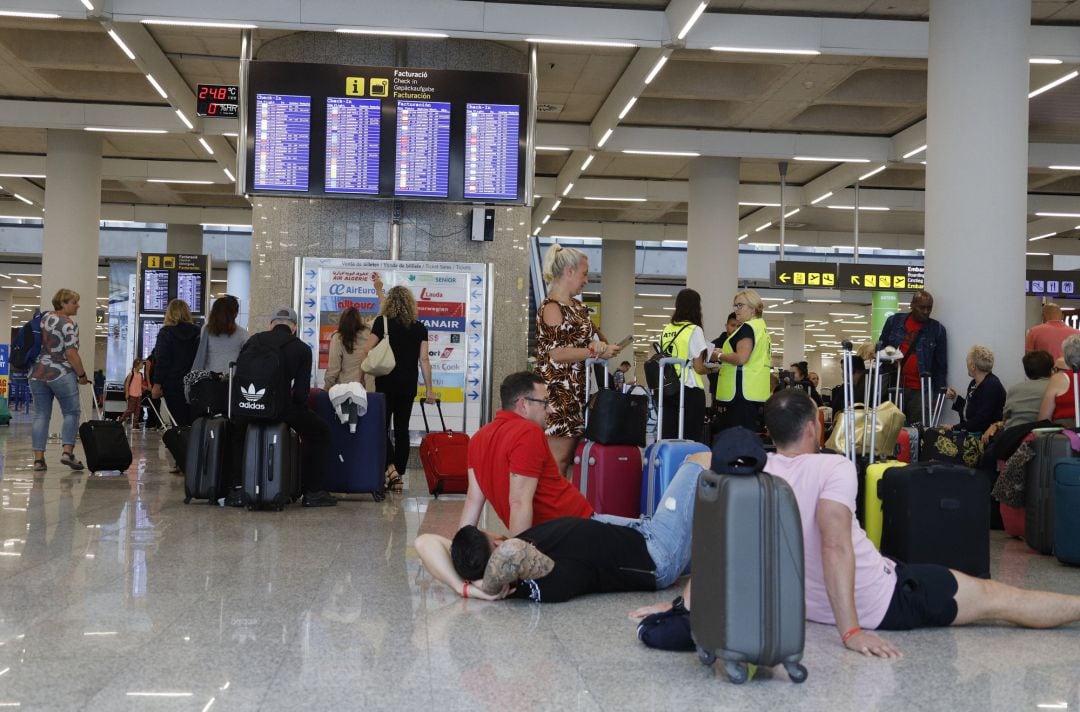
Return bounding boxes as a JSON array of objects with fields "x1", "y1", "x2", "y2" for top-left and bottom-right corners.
[
  {"x1": 30, "y1": 372, "x2": 81, "y2": 451},
  {"x1": 592, "y1": 461, "x2": 703, "y2": 589}
]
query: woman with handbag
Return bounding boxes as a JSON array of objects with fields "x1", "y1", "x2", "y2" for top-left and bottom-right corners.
[
  {"x1": 535, "y1": 244, "x2": 622, "y2": 477},
  {"x1": 658, "y1": 289, "x2": 711, "y2": 443},
  {"x1": 363, "y1": 285, "x2": 435, "y2": 491},
  {"x1": 709, "y1": 289, "x2": 772, "y2": 433},
  {"x1": 325, "y1": 276, "x2": 382, "y2": 389},
  {"x1": 187, "y1": 295, "x2": 247, "y2": 416}
]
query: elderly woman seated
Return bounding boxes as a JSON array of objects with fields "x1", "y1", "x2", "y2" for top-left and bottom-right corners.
[
  {"x1": 1037, "y1": 334, "x2": 1080, "y2": 426},
  {"x1": 944, "y1": 344, "x2": 1006, "y2": 433},
  {"x1": 980, "y1": 350, "x2": 1053, "y2": 444}
]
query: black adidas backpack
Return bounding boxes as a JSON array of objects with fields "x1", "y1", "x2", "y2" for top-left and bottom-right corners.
[{"x1": 230, "y1": 331, "x2": 292, "y2": 421}]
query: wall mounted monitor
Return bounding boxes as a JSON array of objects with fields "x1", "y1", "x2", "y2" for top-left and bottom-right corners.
[
  {"x1": 141, "y1": 269, "x2": 171, "y2": 313},
  {"x1": 243, "y1": 60, "x2": 530, "y2": 204},
  {"x1": 140, "y1": 317, "x2": 163, "y2": 360},
  {"x1": 176, "y1": 271, "x2": 204, "y2": 315}
]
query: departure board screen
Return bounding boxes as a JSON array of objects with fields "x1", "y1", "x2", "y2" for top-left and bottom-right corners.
[
  {"x1": 176, "y1": 272, "x2": 204, "y2": 314},
  {"x1": 141, "y1": 318, "x2": 163, "y2": 359},
  {"x1": 394, "y1": 100, "x2": 451, "y2": 198},
  {"x1": 254, "y1": 93, "x2": 311, "y2": 192},
  {"x1": 463, "y1": 103, "x2": 520, "y2": 201},
  {"x1": 325, "y1": 97, "x2": 381, "y2": 194},
  {"x1": 245, "y1": 61, "x2": 529, "y2": 203},
  {"x1": 142, "y1": 270, "x2": 170, "y2": 313}
]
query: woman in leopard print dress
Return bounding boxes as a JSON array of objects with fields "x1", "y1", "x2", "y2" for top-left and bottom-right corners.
[{"x1": 536, "y1": 244, "x2": 622, "y2": 476}]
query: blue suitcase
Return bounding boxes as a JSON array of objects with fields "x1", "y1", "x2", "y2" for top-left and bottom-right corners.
[
  {"x1": 1054, "y1": 459, "x2": 1080, "y2": 565},
  {"x1": 313, "y1": 389, "x2": 386, "y2": 501},
  {"x1": 641, "y1": 358, "x2": 709, "y2": 517}
]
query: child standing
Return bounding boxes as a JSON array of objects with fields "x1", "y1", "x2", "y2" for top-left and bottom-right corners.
[{"x1": 120, "y1": 359, "x2": 146, "y2": 428}]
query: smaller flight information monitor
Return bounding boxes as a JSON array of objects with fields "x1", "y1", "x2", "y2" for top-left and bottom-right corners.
[
  {"x1": 176, "y1": 271, "x2": 204, "y2": 315},
  {"x1": 140, "y1": 318, "x2": 164, "y2": 360},
  {"x1": 142, "y1": 269, "x2": 170, "y2": 313}
]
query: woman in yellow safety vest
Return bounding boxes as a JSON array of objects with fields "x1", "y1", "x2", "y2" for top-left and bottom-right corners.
[
  {"x1": 658, "y1": 288, "x2": 712, "y2": 442},
  {"x1": 709, "y1": 288, "x2": 772, "y2": 433}
]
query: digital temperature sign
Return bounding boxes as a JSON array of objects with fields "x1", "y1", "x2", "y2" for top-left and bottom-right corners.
[{"x1": 196, "y1": 84, "x2": 239, "y2": 118}]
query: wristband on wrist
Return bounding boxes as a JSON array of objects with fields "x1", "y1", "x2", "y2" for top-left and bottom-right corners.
[
  {"x1": 462, "y1": 580, "x2": 470, "y2": 599},
  {"x1": 841, "y1": 627, "x2": 862, "y2": 644}
]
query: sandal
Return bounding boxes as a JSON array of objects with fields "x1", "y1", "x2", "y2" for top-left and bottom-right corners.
[
  {"x1": 385, "y1": 467, "x2": 403, "y2": 492},
  {"x1": 60, "y1": 452, "x2": 84, "y2": 471},
  {"x1": 32, "y1": 459, "x2": 47, "y2": 472}
]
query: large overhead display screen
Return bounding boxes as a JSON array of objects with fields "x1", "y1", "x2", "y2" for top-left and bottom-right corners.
[{"x1": 244, "y1": 61, "x2": 530, "y2": 204}]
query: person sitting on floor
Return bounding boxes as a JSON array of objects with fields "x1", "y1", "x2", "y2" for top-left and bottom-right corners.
[
  {"x1": 632, "y1": 388, "x2": 1080, "y2": 658},
  {"x1": 458, "y1": 372, "x2": 593, "y2": 536},
  {"x1": 417, "y1": 450, "x2": 710, "y2": 603}
]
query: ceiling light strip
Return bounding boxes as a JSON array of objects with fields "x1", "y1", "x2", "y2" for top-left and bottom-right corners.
[
  {"x1": 622, "y1": 149, "x2": 700, "y2": 157},
  {"x1": 145, "y1": 74, "x2": 168, "y2": 99},
  {"x1": 711, "y1": 46, "x2": 820, "y2": 56},
  {"x1": 336, "y1": 28, "x2": 448, "y2": 38},
  {"x1": 1029, "y1": 70, "x2": 1079, "y2": 99},
  {"x1": 794, "y1": 156, "x2": 871, "y2": 164},
  {"x1": 644, "y1": 55, "x2": 668, "y2": 85},
  {"x1": 106, "y1": 29, "x2": 136, "y2": 60},
  {"x1": 677, "y1": 2, "x2": 708, "y2": 41},
  {"x1": 810, "y1": 191, "x2": 833, "y2": 205},
  {"x1": 526, "y1": 37, "x2": 637, "y2": 48},
  {"x1": 141, "y1": 19, "x2": 257, "y2": 28},
  {"x1": 859, "y1": 165, "x2": 887, "y2": 181},
  {"x1": 901, "y1": 144, "x2": 927, "y2": 159}
]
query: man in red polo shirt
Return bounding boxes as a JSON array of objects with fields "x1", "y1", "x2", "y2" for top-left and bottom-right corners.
[{"x1": 459, "y1": 372, "x2": 593, "y2": 535}]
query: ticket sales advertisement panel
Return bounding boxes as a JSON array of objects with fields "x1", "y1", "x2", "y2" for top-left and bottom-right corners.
[{"x1": 298, "y1": 257, "x2": 488, "y2": 434}]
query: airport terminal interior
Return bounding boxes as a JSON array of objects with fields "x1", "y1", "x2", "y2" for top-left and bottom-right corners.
[{"x1": 2, "y1": 0, "x2": 1080, "y2": 709}]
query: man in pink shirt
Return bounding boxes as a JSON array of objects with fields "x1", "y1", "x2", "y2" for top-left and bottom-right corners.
[
  {"x1": 1026, "y1": 303, "x2": 1080, "y2": 360},
  {"x1": 634, "y1": 389, "x2": 1080, "y2": 658}
]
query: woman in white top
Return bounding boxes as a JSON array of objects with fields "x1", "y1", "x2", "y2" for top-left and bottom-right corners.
[{"x1": 657, "y1": 288, "x2": 711, "y2": 443}]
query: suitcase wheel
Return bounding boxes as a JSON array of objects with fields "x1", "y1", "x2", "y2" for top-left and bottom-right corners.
[
  {"x1": 783, "y1": 662, "x2": 808, "y2": 684},
  {"x1": 696, "y1": 646, "x2": 716, "y2": 667},
  {"x1": 372, "y1": 491, "x2": 386, "y2": 502},
  {"x1": 723, "y1": 661, "x2": 749, "y2": 685},
  {"x1": 184, "y1": 496, "x2": 192, "y2": 504}
]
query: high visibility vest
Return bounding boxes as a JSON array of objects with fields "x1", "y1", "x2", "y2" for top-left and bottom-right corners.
[
  {"x1": 659, "y1": 321, "x2": 703, "y2": 388},
  {"x1": 716, "y1": 317, "x2": 771, "y2": 402}
]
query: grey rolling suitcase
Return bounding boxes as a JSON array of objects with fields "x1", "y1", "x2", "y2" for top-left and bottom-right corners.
[
  {"x1": 241, "y1": 422, "x2": 300, "y2": 511},
  {"x1": 184, "y1": 416, "x2": 229, "y2": 504},
  {"x1": 690, "y1": 469, "x2": 807, "y2": 684}
]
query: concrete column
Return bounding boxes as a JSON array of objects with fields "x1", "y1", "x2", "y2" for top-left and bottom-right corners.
[
  {"x1": 600, "y1": 239, "x2": 636, "y2": 372},
  {"x1": 782, "y1": 316, "x2": 806, "y2": 367},
  {"x1": 0, "y1": 289, "x2": 10, "y2": 409},
  {"x1": 166, "y1": 223, "x2": 204, "y2": 254},
  {"x1": 226, "y1": 260, "x2": 251, "y2": 329},
  {"x1": 687, "y1": 157, "x2": 740, "y2": 341},
  {"x1": 924, "y1": 0, "x2": 1029, "y2": 391},
  {"x1": 42, "y1": 129, "x2": 102, "y2": 428}
]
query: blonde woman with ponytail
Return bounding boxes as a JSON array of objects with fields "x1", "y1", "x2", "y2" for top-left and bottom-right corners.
[{"x1": 536, "y1": 243, "x2": 622, "y2": 476}]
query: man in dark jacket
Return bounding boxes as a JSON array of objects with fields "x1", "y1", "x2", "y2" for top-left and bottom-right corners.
[
  {"x1": 878, "y1": 290, "x2": 948, "y2": 425},
  {"x1": 239, "y1": 306, "x2": 335, "y2": 507}
]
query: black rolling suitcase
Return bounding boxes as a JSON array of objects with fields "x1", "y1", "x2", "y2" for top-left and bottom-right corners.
[
  {"x1": 80, "y1": 397, "x2": 133, "y2": 474},
  {"x1": 184, "y1": 416, "x2": 229, "y2": 504},
  {"x1": 146, "y1": 398, "x2": 190, "y2": 472},
  {"x1": 690, "y1": 445, "x2": 807, "y2": 684},
  {"x1": 241, "y1": 422, "x2": 299, "y2": 511},
  {"x1": 878, "y1": 462, "x2": 991, "y2": 577}
]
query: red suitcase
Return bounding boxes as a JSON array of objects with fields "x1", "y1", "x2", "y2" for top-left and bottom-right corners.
[
  {"x1": 572, "y1": 439, "x2": 643, "y2": 517},
  {"x1": 420, "y1": 399, "x2": 469, "y2": 497}
]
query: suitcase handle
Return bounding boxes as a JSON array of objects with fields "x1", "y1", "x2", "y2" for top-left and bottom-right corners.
[
  {"x1": 697, "y1": 472, "x2": 721, "y2": 502},
  {"x1": 419, "y1": 398, "x2": 449, "y2": 433},
  {"x1": 268, "y1": 433, "x2": 276, "y2": 483}
]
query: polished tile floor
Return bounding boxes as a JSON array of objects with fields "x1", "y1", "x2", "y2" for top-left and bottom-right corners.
[{"x1": 1, "y1": 417, "x2": 1079, "y2": 711}]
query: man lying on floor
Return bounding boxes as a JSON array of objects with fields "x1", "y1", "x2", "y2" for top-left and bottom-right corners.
[
  {"x1": 632, "y1": 389, "x2": 1080, "y2": 658},
  {"x1": 414, "y1": 450, "x2": 708, "y2": 603}
]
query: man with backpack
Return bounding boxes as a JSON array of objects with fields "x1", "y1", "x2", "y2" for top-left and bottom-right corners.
[{"x1": 234, "y1": 306, "x2": 335, "y2": 507}]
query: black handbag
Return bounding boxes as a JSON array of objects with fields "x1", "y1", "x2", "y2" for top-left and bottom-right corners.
[
  {"x1": 659, "y1": 324, "x2": 691, "y2": 400},
  {"x1": 583, "y1": 385, "x2": 650, "y2": 447}
]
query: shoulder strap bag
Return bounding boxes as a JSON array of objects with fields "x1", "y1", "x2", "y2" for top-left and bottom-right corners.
[{"x1": 362, "y1": 316, "x2": 397, "y2": 377}]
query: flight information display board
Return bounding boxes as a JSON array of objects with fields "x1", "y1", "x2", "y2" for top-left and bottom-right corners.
[
  {"x1": 140, "y1": 318, "x2": 163, "y2": 359},
  {"x1": 254, "y1": 93, "x2": 311, "y2": 192},
  {"x1": 176, "y1": 272, "x2": 204, "y2": 314},
  {"x1": 244, "y1": 61, "x2": 530, "y2": 204},
  {"x1": 142, "y1": 269, "x2": 171, "y2": 312},
  {"x1": 325, "y1": 97, "x2": 381, "y2": 194},
  {"x1": 464, "y1": 103, "x2": 520, "y2": 201},
  {"x1": 394, "y1": 100, "x2": 450, "y2": 197}
]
